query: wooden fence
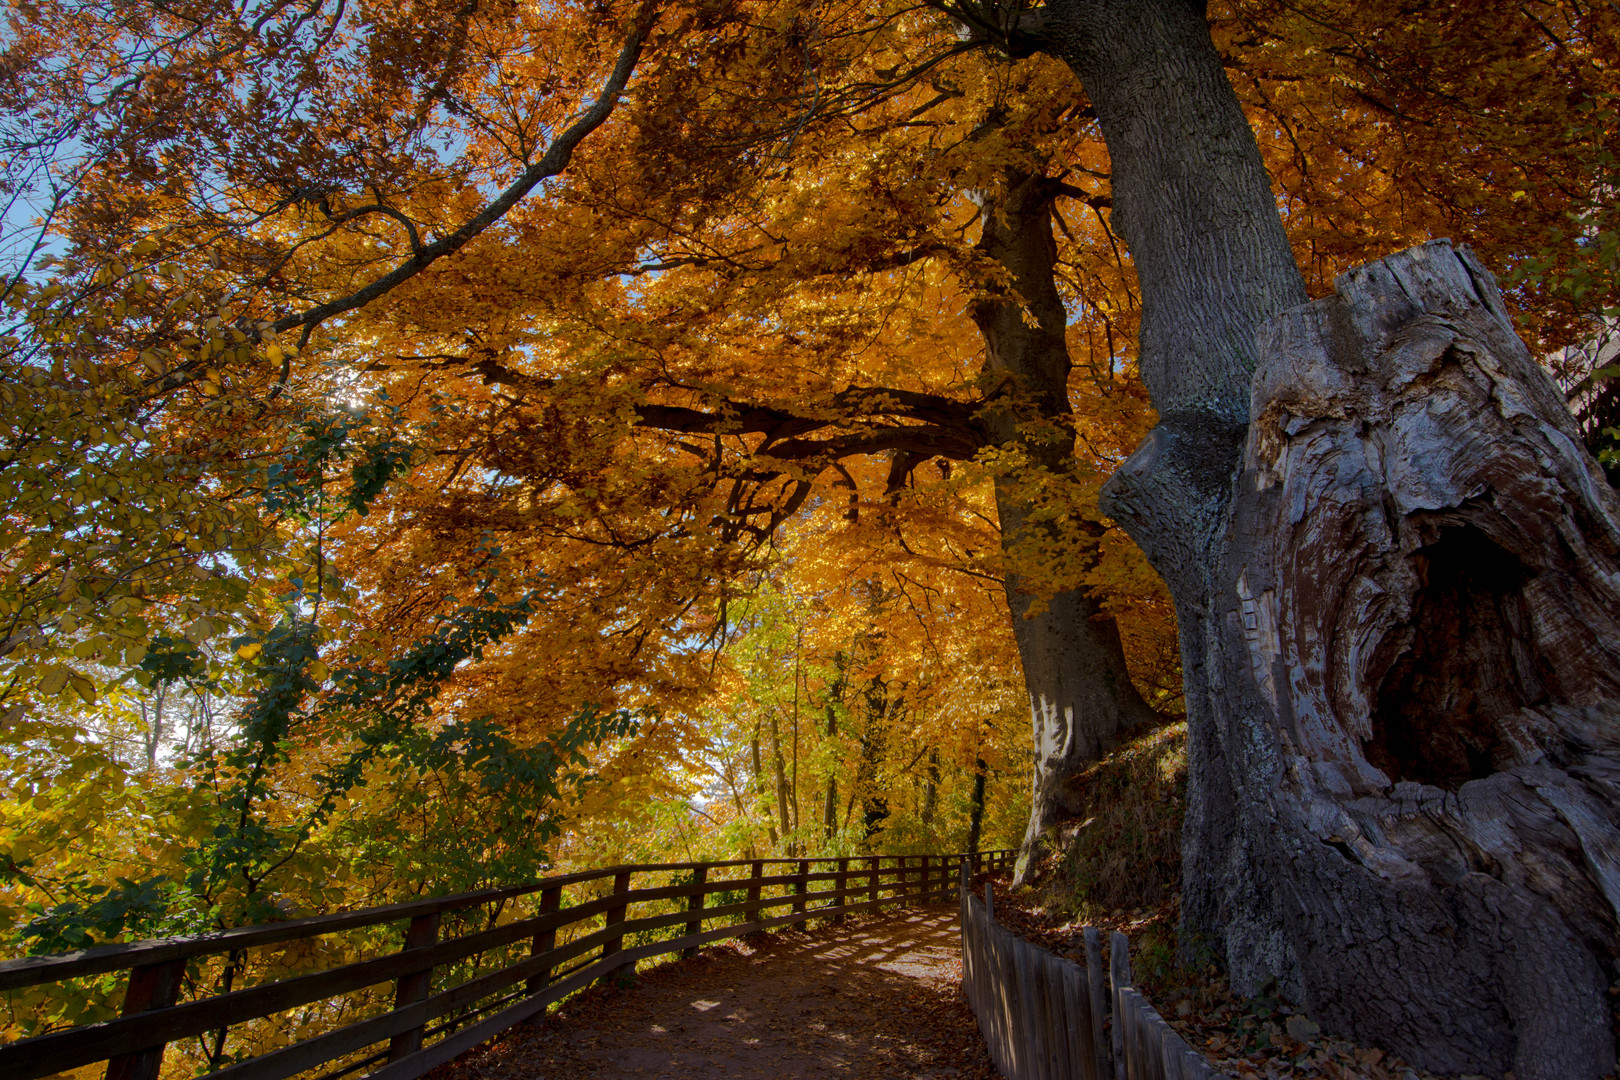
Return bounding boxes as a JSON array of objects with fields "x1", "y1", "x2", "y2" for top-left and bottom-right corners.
[
  {"x1": 0, "y1": 848, "x2": 1015, "y2": 1080},
  {"x1": 959, "y1": 870, "x2": 1228, "y2": 1080}
]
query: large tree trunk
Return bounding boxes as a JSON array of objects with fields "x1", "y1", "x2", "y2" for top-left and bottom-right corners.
[
  {"x1": 1112, "y1": 240, "x2": 1620, "y2": 1078},
  {"x1": 1033, "y1": 0, "x2": 1619, "y2": 1074},
  {"x1": 1038, "y1": 0, "x2": 1309, "y2": 974},
  {"x1": 968, "y1": 164, "x2": 1162, "y2": 881}
]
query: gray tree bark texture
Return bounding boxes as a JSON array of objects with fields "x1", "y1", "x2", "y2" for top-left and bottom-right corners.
[
  {"x1": 1024, "y1": 0, "x2": 1620, "y2": 1075},
  {"x1": 967, "y1": 164, "x2": 1162, "y2": 881},
  {"x1": 1111, "y1": 241, "x2": 1620, "y2": 1079}
]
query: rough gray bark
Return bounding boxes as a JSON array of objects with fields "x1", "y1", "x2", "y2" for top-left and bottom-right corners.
[
  {"x1": 967, "y1": 165, "x2": 1162, "y2": 881},
  {"x1": 1019, "y1": 0, "x2": 1620, "y2": 1074},
  {"x1": 1038, "y1": 0, "x2": 1309, "y2": 423},
  {"x1": 1111, "y1": 240, "x2": 1620, "y2": 1079},
  {"x1": 1033, "y1": 0, "x2": 1313, "y2": 920}
]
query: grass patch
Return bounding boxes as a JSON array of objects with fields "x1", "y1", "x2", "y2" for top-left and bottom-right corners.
[{"x1": 1044, "y1": 720, "x2": 1187, "y2": 920}]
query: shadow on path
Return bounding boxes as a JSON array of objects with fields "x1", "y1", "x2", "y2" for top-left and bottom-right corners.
[{"x1": 428, "y1": 903, "x2": 996, "y2": 1080}]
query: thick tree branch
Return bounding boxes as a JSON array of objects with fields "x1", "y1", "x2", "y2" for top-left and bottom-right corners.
[
  {"x1": 458, "y1": 352, "x2": 987, "y2": 485},
  {"x1": 267, "y1": 1, "x2": 661, "y2": 364}
]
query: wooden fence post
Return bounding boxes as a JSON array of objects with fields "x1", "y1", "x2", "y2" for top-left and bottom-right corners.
[
  {"x1": 103, "y1": 957, "x2": 185, "y2": 1080},
  {"x1": 920, "y1": 855, "x2": 931, "y2": 903},
  {"x1": 387, "y1": 911, "x2": 442, "y2": 1061},
  {"x1": 833, "y1": 857, "x2": 849, "y2": 923},
  {"x1": 868, "y1": 855, "x2": 879, "y2": 905},
  {"x1": 793, "y1": 859, "x2": 809, "y2": 919},
  {"x1": 1085, "y1": 926, "x2": 1114, "y2": 1080},
  {"x1": 682, "y1": 866, "x2": 707, "y2": 959},
  {"x1": 1060, "y1": 958, "x2": 1095, "y2": 1080},
  {"x1": 985, "y1": 880, "x2": 994, "y2": 923},
  {"x1": 597, "y1": 870, "x2": 632, "y2": 984},
  {"x1": 1035, "y1": 950, "x2": 1065, "y2": 1079},
  {"x1": 1110, "y1": 931, "x2": 1132, "y2": 1079},
  {"x1": 526, "y1": 886, "x2": 563, "y2": 996},
  {"x1": 745, "y1": 859, "x2": 764, "y2": 930},
  {"x1": 897, "y1": 855, "x2": 908, "y2": 905}
]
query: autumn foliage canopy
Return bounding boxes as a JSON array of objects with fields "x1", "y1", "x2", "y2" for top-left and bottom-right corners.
[{"x1": 0, "y1": 0, "x2": 1615, "y2": 1047}]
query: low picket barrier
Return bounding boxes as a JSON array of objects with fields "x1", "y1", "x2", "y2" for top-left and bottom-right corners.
[
  {"x1": 959, "y1": 870, "x2": 1228, "y2": 1080},
  {"x1": 0, "y1": 848, "x2": 1015, "y2": 1080}
]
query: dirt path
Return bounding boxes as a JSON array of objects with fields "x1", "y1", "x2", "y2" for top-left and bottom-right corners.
[{"x1": 429, "y1": 903, "x2": 997, "y2": 1080}]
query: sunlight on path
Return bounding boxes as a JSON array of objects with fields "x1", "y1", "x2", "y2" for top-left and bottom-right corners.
[{"x1": 427, "y1": 904, "x2": 996, "y2": 1080}]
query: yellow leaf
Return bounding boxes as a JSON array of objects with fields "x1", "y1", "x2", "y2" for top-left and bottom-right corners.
[
  {"x1": 237, "y1": 642, "x2": 263, "y2": 660},
  {"x1": 308, "y1": 659, "x2": 330, "y2": 682},
  {"x1": 38, "y1": 668, "x2": 68, "y2": 695},
  {"x1": 68, "y1": 676, "x2": 96, "y2": 705}
]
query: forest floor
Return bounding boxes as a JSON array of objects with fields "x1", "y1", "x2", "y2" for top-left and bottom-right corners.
[{"x1": 424, "y1": 903, "x2": 997, "y2": 1080}]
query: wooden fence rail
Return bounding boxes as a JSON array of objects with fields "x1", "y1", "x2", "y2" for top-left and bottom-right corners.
[
  {"x1": 0, "y1": 848, "x2": 1015, "y2": 1080},
  {"x1": 958, "y1": 867, "x2": 1229, "y2": 1080}
]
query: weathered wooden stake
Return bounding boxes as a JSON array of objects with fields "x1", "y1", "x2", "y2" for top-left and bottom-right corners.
[
  {"x1": 1084, "y1": 926, "x2": 1114, "y2": 1080},
  {"x1": 833, "y1": 857, "x2": 849, "y2": 923},
  {"x1": 597, "y1": 870, "x2": 632, "y2": 984},
  {"x1": 682, "y1": 866, "x2": 706, "y2": 959},
  {"x1": 387, "y1": 911, "x2": 442, "y2": 1061},
  {"x1": 744, "y1": 859, "x2": 764, "y2": 930},
  {"x1": 1110, "y1": 931, "x2": 1131, "y2": 1077},
  {"x1": 793, "y1": 859, "x2": 809, "y2": 918},
  {"x1": 525, "y1": 885, "x2": 562, "y2": 996},
  {"x1": 103, "y1": 957, "x2": 185, "y2": 1080}
]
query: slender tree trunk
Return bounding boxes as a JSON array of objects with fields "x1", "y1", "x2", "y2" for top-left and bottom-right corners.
[
  {"x1": 921, "y1": 748, "x2": 940, "y2": 827},
  {"x1": 143, "y1": 683, "x2": 167, "y2": 770},
  {"x1": 751, "y1": 727, "x2": 778, "y2": 848},
  {"x1": 967, "y1": 757, "x2": 988, "y2": 856},
  {"x1": 823, "y1": 773, "x2": 838, "y2": 839},
  {"x1": 790, "y1": 641, "x2": 802, "y2": 842},
  {"x1": 968, "y1": 163, "x2": 1162, "y2": 880},
  {"x1": 1031, "y1": 1, "x2": 1620, "y2": 1074},
  {"x1": 771, "y1": 708, "x2": 792, "y2": 855},
  {"x1": 855, "y1": 677, "x2": 894, "y2": 839},
  {"x1": 824, "y1": 652, "x2": 845, "y2": 840}
]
